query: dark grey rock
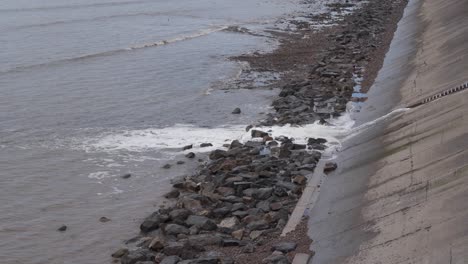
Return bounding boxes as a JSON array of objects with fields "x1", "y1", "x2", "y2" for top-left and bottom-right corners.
[
  {"x1": 251, "y1": 129, "x2": 269, "y2": 138},
  {"x1": 209, "y1": 149, "x2": 228, "y2": 160},
  {"x1": 186, "y1": 215, "x2": 217, "y2": 231},
  {"x1": 169, "y1": 209, "x2": 191, "y2": 222},
  {"x1": 57, "y1": 225, "x2": 67, "y2": 232},
  {"x1": 185, "y1": 152, "x2": 196, "y2": 159},
  {"x1": 121, "y1": 249, "x2": 151, "y2": 264},
  {"x1": 271, "y1": 242, "x2": 297, "y2": 253},
  {"x1": 111, "y1": 248, "x2": 129, "y2": 258},
  {"x1": 140, "y1": 212, "x2": 165, "y2": 233},
  {"x1": 232, "y1": 108, "x2": 241, "y2": 114},
  {"x1": 163, "y1": 241, "x2": 188, "y2": 256},
  {"x1": 165, "y1": 224, "x2": 190, "y2": 235},
  {"x1": 262, "y1": 254, "x2": 290, "y2": 264},
  {"x1": 200, "y1": 143, "x2": 213, "y2": 148},
  {"x1": 256, "y1": 200, "x2": 271, "y2": 212},
  {"x1": 164, "y1": 189, "x2": 180, "y2": 199},
  {"x1": 187, "y1": 234, "x2": 223, "y2": 247},
  {"x1": 160, "y1": 256, "x2": 181, "y2": 264},
  {"x1": 324, "y1": 162, "x2": 337, "y2": 173},
  {"x1": 121, "y1": 173, "x2": 132, "y2": 179},
  {"x1": 162, "y1": 164, "x2": 172, "y2": 169},
  {"x1": 183, "y1": 145, "x2": 193, "y2": 150},
  {"x1": 246, "y1": 220, "x2": 269, "y2": 230},
  {"x1": 178, "y1": 257, "x2": 219, "y2": 264},
  {"x1": 252, "y1": 188, "x2": 273, "y2": 200}
]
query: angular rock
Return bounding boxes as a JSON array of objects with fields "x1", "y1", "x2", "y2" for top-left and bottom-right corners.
[
  {"x1": 187, "y1": 234, "x2": 223, "y2": 247},
  {"x1": 178, "y1": 257, "x2": 218, "y2": 264},
  {"x1": 121, "y1": 249, "x2": 151, "y2": 264},
  {"x1": 164, "y1": 224, "x2": 190, "y2": 235},
  {"x1": 216, "y1": 187, "x2": 235, "y2": 196},
  {"x1": 218, "y1": 217, "x2": 240, "y2": 229},
  {"x1": 111, "y1": 248, "x2": 129, "y2": 258},
  {"x1": 256, "y1": 200, "x2": 271, "y2": 212},
  {"x1": 149, "y1": 235, "x2": 166, "y2": 250},
  {"x1": 252, "y1": 188, "x2": 273, "y2": 200},
  {"x1": 183, "y1": 145, "x2": 193, "y2": 150},
  {"x1": 163, "y1": 241, "x2": 188, "y2": 256},
  {"x1": 324, "y1": 162, "x2": 337, "y2": 173},
  {"x1": 186, "y1": 215, "x2": 217, "y2": 231},
  {"x1": 246, "y1": 220, "x2": 269, "y2": 231},
  {"x1": 164, "y1": 189, "x2": 180, "y2": 199},
  {"x1": 140, "y1": 212, "x2": 164, "y2": 233},
  {"x1": 251, "y1": 130, "x2": 269, "y2": 138},
  {"x1": 209, "y1": 149, "x2": 228, "y2": 160},
  {"x1": 169, "y1": 209, "x2": 191, "y2": 222},
  {"x1": 186, "y1": 152, "x2": 196, "y2": 159},
  {"x1": 262, "y1": 254, "x2": 290, "y2": 264},
  {"x1": 271, "y1": 242, "x2": 297, "y2": 253},
  {"x1": 231, "y1": 229, "x2": 244, "y2": 240},
  {"x1": 232, "y1": 108, "x2": 241, "y2": 114}
]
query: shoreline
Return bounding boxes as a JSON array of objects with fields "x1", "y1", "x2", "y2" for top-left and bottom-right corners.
[{"x1": 111, "y1": 0, "x2": 410, "y2": 263}]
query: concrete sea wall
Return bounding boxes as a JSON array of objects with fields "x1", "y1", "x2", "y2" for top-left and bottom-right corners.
[{"x1": 308, "y1": 0, "x2": 468, "y2": 263}]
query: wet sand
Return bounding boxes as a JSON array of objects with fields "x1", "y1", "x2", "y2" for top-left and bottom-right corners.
[{"x1": 308, "y1": 0, "x2": 468, "y2": 263}]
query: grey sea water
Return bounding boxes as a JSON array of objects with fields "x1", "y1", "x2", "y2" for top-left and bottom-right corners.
[{"x1": 0, "y1": 0, "x2": 317, "y2": 263}]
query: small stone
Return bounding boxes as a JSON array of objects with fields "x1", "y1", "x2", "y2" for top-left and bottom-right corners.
[
  {"x1": 186, "y1": 152, "x2": 196, "y2": 158},
  {"x1": 324, "y1": 162, "x2": 337, "y2": 173},
  {"x1": 251, "y1": 129, "x2": 268, "y2": 138},
  {"x1": 222, "y1": 239, "x2": 243, "y2": 247},
  {"x1": 121, "y1": 173, "x2": 132, "y2": 179},
  {"x1": 231, "y1": 229, "x2": 244, "y2": 240},
  {"x1": 111, "y1": 248, "x2": 129, "y2": 258},
  {"x1": 292, "y1": 175, "x2": 306, "y2": 185},
  {"x1": 232, "y1": 108, "x2": 241, "y2": 114},
  {"x1": 162, "y1": 164, "x2": 171, "y2": 169},
  {"x1": 200, "y1": 143, "x2": 213, "y2": 147},
  {"x1": 245, "y1": 125, "x2": 253, "y2": 132},
  {"x1": 177, "y1": 160, "x2": 185, "y2": 165},
  {"x1": 183, "y1": 144, "x2": 193, "y2": 150},
  {"x1": 271, "y1": 242, "x2": 297, "y2": 253},
  {"x1": 57, "y1": 225, "x2": 67, "y2": 232},
  {"x1": 140, "y1": 212, "x2": 164, "y2": 233},
  {"x1": 99, "y1": 216, "x2": 111, "y2": 223},
  {"x1": 218, "y1": 217, "x2": 240, "y2": 229}
]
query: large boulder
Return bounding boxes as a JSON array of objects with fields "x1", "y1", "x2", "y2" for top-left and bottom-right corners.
[{"x1": 140, "y1": 212, "x2": 167, "y2": 233}]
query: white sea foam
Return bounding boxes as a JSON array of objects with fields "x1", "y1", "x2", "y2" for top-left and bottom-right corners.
[{"x1": 85, "y1": 106, "x2": 409, "y2": 156}]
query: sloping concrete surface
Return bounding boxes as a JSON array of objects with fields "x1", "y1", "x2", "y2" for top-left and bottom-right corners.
[{"x1": 308, "y1": 0, "x2": 468, "y2": 263}]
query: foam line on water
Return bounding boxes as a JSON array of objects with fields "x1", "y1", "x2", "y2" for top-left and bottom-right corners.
[{"x1": 84, "y1": 108, "x2": 409, "y2": 154}]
